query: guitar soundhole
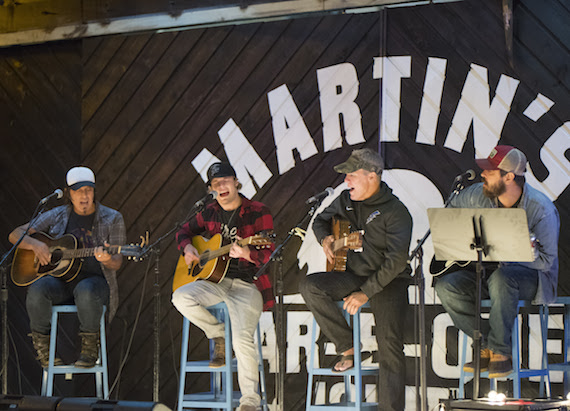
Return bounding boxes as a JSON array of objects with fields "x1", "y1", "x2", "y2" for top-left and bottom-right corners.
[
  {"x1": 50, "y1": 249, "x2": 63, "y2": 265},
  {"x1": 199, "y1": 251, "x2": 210, "y2": 267}
]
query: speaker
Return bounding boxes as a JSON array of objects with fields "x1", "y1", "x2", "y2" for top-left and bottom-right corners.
[
  {"x1": 0, "y1": 395, "x2": 61, "y2": 411},
  {"x1": 58, "y1": 398, "x2": 171, "y2": 411},
  {"x1": 0, "y1": 396, "x2": 172, "y2": 411},
  {"x1": 441, "y1": 399, "x2": 570, "y2": 411}
]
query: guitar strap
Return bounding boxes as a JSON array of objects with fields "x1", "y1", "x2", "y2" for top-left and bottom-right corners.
[{"x1": 219, "y1": 206, "x2": 251, "y2": 282}]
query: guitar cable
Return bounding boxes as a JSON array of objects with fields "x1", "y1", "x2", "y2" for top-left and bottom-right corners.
[{"x1": 108, "y1": 251, "x2": 152, "y2": 398}]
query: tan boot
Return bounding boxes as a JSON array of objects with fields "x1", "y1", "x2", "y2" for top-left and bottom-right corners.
[
  {"x1": 30, "y1": 332, "x2": 63, "y2": 368},
  {"x1": 74, "y1": 332, "x2": 100, "y2": 368},
  {"x1": 209, "y1": 337, "x2": 225, "y2": 368},
  {"x1": 488, "y1": 351, "x2": 512, "y2": 378},
  {"x1": 462, "y1": 347, "x2": 491, "y2": 373}
]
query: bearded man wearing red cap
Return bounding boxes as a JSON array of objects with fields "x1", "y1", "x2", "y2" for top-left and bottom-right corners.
[
  {"x1": 435, "y1": 145, "x2": 560, "y2": 377},
  {"x1": 172, "y1": 161, "x2": 274, "y2": 411},
  {"x1": 9, "y1": 166, "x2": 126, "y2": 369}
]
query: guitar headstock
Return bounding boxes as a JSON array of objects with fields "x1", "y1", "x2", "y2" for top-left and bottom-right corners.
[
  {"x1": 122, "y1": 233, "x2": 148, "y2": 261},
  {"x1": 121, "y1": 245, "x2": 145, "y2": 261},
  {"x1": 246, "y1": 231, "x2": 274, "y2": 247}
]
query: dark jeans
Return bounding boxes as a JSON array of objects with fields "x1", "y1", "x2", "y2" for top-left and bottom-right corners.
[
  {"x1": 300, "y1": 271, "x2": 409, "y2": 411},
  {"x1": 27, "y1": 275, "x2": 110, "y2": 334},
  {"x1": 434, "y1": 264, "x2": 539, "y2": 356}
]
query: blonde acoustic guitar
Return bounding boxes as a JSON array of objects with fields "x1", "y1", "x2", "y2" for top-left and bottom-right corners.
[{"x1": 172, "y1": 233, "x2": 273, "y2": 292}]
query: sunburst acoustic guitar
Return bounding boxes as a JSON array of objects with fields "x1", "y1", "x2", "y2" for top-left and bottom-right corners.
[{"x1": 11, "y1": 232, "x2": 142, "y2": 286}]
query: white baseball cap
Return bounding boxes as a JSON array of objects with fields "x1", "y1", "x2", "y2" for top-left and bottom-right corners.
[{"x1": 66, "y1": 166, "x2": 95, "y2": 190}]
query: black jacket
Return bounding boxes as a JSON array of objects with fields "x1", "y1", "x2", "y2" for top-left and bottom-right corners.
[{"x1": 312, "y1": 181, "x2": 413, "y2": 298}]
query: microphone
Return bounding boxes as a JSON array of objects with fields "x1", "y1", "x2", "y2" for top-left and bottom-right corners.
[
  {"x1": 454, "y1": 169, "x2": 476, "y2": 182},
  {"x1": 306, "y1": 187, "x2": 334, "y2": 204},
  {"x1": 194, "y1": 191, "x2": 218, "y2": 208},
  {"x1": 39, "y1": 189, "x2": 64, "y2": 205}
]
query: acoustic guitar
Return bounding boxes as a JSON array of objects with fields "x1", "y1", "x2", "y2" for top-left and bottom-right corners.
[
  {"x1": 326, "y1": 218, "x2": 364, "y2": 272},
  {"x1": 429, "y1": 257, "x2": 498, "y2": 277},
  {"x1": 11, "y1": 232, "x2": 143, "y2": 286},
  {"x1": 172, "y1": 233, "x2": 273, "y2": 292}
]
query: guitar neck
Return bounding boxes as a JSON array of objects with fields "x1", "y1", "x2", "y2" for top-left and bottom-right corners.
[
  {"x1": 206, "y1": 237, "x2": 255, "y2": 260},
  {"x1": 61, "y1": 246, "x2": 123, "y2": 260}
]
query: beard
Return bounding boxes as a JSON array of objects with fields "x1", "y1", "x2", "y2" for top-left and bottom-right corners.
[{"x1": 482, "y1": 178, "x2": 506, "y2": 198}]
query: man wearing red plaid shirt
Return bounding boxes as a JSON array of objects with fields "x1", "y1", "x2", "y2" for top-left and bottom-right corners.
[{"x1": 172, "y1": 162, "x2": 274, "y2": 411}]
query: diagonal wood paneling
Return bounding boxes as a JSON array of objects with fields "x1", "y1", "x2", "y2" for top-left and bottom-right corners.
[{"x1": 0, "y1": 40, "x2": 81, "y2": 396}]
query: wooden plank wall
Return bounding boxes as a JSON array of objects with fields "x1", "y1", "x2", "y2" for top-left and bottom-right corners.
[
  {"x1": 0, "y1": 40, "x2": 81, "y2": 395},
  {"x1": 1, "y1": 0, "x2": 569, "y2": 409}
]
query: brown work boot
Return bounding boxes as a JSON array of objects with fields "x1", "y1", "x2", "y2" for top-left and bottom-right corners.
[
  {"x1": 30, "y1": 332, "x2": 63, "y2": 368},
  {"x1": 488, "y1": 352, "x2": 513, "y2": 378},
  {"x1": 209, "y1": 337, "x2": 225, "y2": 368},
  {"x1": 74, "y1": 332, "x2": 100, "y2": 368},
  {"x1": 463, "y1": 348, "x2": 491, "y2": 373}
]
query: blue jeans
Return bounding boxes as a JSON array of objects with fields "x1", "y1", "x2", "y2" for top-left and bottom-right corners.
[
  {"x1": 27, "y1": 275, "x2": 110, "y2": 334},
  {"x1": 434, "y1": 264, "x2": 539, "y2": 356},
  {"x1": 300, "y1": 271, "x2": 409, "y2": 411}
]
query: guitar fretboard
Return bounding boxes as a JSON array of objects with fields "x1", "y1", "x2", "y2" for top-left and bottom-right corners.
[
  {"x1": 60, "y1": 246, "x2": 122, "y2": 260},
  {"x1": 202, "y1": 237, "x2": 265, "y2": 261}
]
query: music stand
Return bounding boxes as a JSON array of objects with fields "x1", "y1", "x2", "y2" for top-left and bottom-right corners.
[{"x1": 427, "y1": 208, "x2": 534, "y2": 398}]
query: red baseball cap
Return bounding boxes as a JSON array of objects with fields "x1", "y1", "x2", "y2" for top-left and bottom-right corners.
[{"x1": 475, "y1": 145, "x2": 527, "y2": 176}]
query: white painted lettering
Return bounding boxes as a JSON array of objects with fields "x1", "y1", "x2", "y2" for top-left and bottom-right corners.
[
  {"x1": 268, "y1": 84, "x2": 318, "y2": 174},
  {"x1": 526, "y1": 122, "x2": 570, "y2": 201},
  {"x1": 373, "y1": 56, "x2": 412, "y2": 142},
  {"x1": 191, "y1": 149, "x2": 220, "y2": 182},
  {"x1": 217, "y1": 119, "x2": 273, "y2": 198},
  {"x1": 444, "y1": 64, "x2": 520, "y2": 156},
  {"x1": 416, "y1": 57, "x2": 447, "y2": 145},
  {"x1": 317, "y1": 63, "x2": 365, "y2": 151}
]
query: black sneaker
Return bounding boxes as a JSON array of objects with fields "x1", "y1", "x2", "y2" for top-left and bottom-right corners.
[
  {"x1": 488, "y1": 354, "x2": 512, "y2": 378},
  {"x1": 209, "y1": 337, "x2": 226, "y2": 368},
  {"x1": 463, "y1": 348, "x2": 491, "y2": 373}
]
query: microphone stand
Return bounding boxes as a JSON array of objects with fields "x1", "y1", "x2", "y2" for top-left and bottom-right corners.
[
  {"x1": 255, "y1": 199, "x2": 324, "y2": 411},
  {"x1": 137, "y1": 200, "x2": 210, "y2": 403},
  {"x1": 0, "y1": 199, "x2": 48, "y2": 394},
  {"x1": 407, "y1": 177, "x2": 470, "y2": 411}
]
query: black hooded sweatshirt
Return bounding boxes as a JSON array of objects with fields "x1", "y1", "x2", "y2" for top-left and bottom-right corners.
[{"x1": 312, "y1": 181, "x2": 413, "y2": 298}]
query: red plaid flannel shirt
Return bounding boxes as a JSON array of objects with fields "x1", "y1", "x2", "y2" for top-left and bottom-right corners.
[{"x1": 176, "y1": 195, "x2": 275, "y2": 310}]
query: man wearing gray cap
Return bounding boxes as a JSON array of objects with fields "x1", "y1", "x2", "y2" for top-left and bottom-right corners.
[
  {"x1": 9, "y1": 166, "x2": 126, "y2": 369},
  {"x1": 435, "y1": 145, "x2": 560, "y2": 377},
  {"x1": 301, "y1": 148, "x2": 413, "y2": 411}
]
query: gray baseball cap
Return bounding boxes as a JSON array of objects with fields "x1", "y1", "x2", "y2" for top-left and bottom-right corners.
[{"x1": 333, "y1": 148, "x2": 384, "y2": 174}]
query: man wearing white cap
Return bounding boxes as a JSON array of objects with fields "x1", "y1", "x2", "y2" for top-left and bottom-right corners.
[
  {"x1": 435, "y1": 145, "x2": 560, "y2": 377},
  {"x1": 9, "y1": 166, "x2": 126, "y2": 369}
]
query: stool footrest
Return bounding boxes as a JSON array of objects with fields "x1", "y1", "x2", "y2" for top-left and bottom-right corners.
[
  {"x1": 182, "y1": 359, "x2": 238, "y2": 372},
  {"x1": 309, "y1": 366, "x2": 379, "y2": 377},
  {"x1": 307, "y1": 403, "x2": 378, "y2": 410},
  {"x1": 462, "y1": 369, "x2": 549, "y2": 378},
  {"x1": 549, "y1": 363, "x2": 570, "y2": 371},
  {"x1": 45, "y1": 365, "x2": 106, "y2": 374}
]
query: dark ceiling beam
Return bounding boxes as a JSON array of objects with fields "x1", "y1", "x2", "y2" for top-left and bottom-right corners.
[{"x1": 0, "y1": 0, "x2": 462, "y2": 47}]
